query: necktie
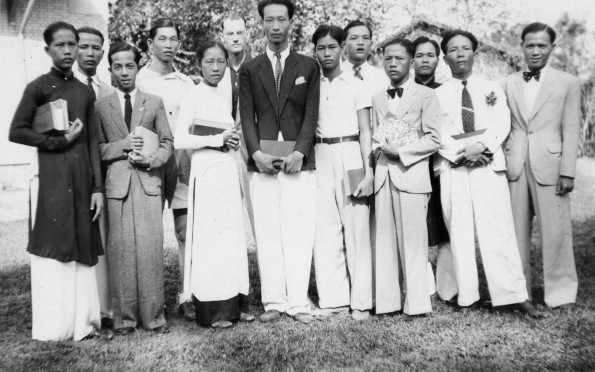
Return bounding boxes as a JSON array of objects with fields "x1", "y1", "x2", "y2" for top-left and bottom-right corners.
[
  {"x1": 274, "y1": 52, "x2": 282, "y2": 99},
  {"x1": 461, "y1": 80, "x2": 475, "y2": 133},
  {"x1": 87, "y1": 77, "x2": 96, "y2": 100},
  {"x1": 124, "y1": 93, "x2": 132, "y2": 131},
  {"x1": 523, "y1": 69, "x2": 541, "y2": 82},
  {"x1": 387, "y1": 87, "x2": 404, "y2": 99},
  {"x1": 353, "y1": 65, "x2": 364, "y2": 80}
]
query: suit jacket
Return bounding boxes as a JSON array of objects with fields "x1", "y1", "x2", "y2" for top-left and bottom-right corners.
[
  {"x1": 94, "y1": 90, "x2": 173, "y2": 199},
  {"x1": 97, "y1": 78, "x2": 116, "y2": 100},
  {"x1": 435, "y1": 75, "x2": 510, "y2": 174},
  {"x1": 239, "y1": 50, "x2": 320, "y2": 172},
  {"x1": 371, "y1": 82, "x2": 441, "y2": 194},
  {"x1": 503, "y1": 67, "x2": 581, "y2": 185}
]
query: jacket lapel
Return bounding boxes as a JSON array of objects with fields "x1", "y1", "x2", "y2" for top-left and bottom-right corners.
[
  {"x1": 376, "y1": 92, "x2": 390, "y2": 121},
  {"x1": 278, "y1": 52, "x2": 298, "y2": 114},
  {"x1": 511, "y1": 74, "x2": 529, "y2": 126},
  {"x1": 258, "y1": 57, "x2": 280, "y2": 116},
  {"x1": 129, "y1": 91, "x2": 147, "y2": 132},
  {"x1": 395, "y1": 85, "x2": 417, "y2": 119},
  {"x1": 108, "y1": 93, "x2": 129, "y2": 137},
  {"x1": 528, "y1": 69, "x2": 555, "y2": 122}
]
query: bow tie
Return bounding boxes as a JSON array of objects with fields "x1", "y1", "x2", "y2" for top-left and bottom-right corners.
[
  {"x1": 387, "y1": 87, "x2": 404, "y2": 99},
  {"x1": 523, "y1": 70, "x2": 541, "y2": 82}
]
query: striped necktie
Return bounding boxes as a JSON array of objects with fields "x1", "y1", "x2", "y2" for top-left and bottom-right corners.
[
  {"x1": 461, "y1": 80, "x2": 475, "y2": 133},
  {"x1": 274, "y1": 52, "x2": 282, "y2": 99},
  {"x1": 353, "y1": 65, "x2": 364, "y2": 80}
]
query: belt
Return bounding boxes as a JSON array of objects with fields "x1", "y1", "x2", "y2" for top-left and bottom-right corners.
[{"x1": 315, "y1": 134, "x2": 359, "y2": 144}]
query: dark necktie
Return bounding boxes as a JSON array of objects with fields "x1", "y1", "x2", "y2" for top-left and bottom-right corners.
[
  {"x1": 87, "y1": 77, "x2": 96, "y2": 100},
  {"x1": 274, "y1": 52, "x2": 282, "y2": 99},
  {"x1": 353, "y1": 65, "x2": 364, "y2": 80},
  {"x1": 387, "y1": 87, "x2": 403, "y2": 99},
  {"x1": 523, "y1": 69, "x2": 541, "y2": 82},
  {"x1": 461, "y1": 80, "x2": 475, "y2": 133},
  {"x1": 124, "y1": 93, "x2": 132, "y2": 131}
]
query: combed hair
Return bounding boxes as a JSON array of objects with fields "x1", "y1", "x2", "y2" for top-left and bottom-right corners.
[
  {"x1": 257, "y1": 0, "x2": 295, "y2": 20},
  {"x1": 196, "y1": 40, "x2": 229, "y2": 63},
  {"x1": 149, "y1": 18, "x2": 180, "y2": 39},
  {"x1": 108, "y1": 42, "x2": 141, "y2": 66},
  {"x1": 521, "y1": 22, "x2": 556, "y2": 43},
  {"x1": 343, "y1": 20, "x2": 372, "y2": 41},
  {"x1": 43, "y1": 21, "x2": 78, "y2": 46},
  {"x1": 412, "y1": 36, "x2": 440, "y2": 57},
  {"x1": 222, "y1": 13, "x2": 248, "y2": 29},
  {"x1": 77, "y1": 26, "x2": 105, "y2": 45},
  {"x1": 312, "y1": 25, "x2": 344, "y2": 46},
  {"x1": 382, "y1": 38, "x2": 414, "y2": 57},
  {"x1": 440, "y1": 29, "x2": 479, "y2": 54}
]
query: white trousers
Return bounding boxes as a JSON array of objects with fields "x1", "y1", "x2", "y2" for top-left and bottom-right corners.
[
  {"x1": 250, "y1": 171, "x2": 316, "y2": 315},
  {"x1": 314, "y1": 143, "x2": 372, "y2": 311},
  {"x1": 437, "y1": 166, "x2": 528, "y2": 307},
  {"x1": 31, "y1": 255, "x2": 101, "y2": 341}
]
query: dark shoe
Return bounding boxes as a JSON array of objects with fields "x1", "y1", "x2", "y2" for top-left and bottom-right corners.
[
  {"x1": 293, "y1": 312, "x2": 314, "y2": 324},
  {"x1": 178, "y1": 301, "x2": 196, "y2": 321},
  {"x1": 240, "y1": 312, "x2": 255, "y2": 322},
  {"x1": 260, "y1": 310, "x2": 281, "y2": 323},
  {"x1": 457, "y1": 301, "x2": 480, "y2": 313},
  {"x1": 516, "y1": 301, "x2": 549, "y2": 319},
  {"x1": 553, "y1": 303, "x2": 576, "y2": 311},
  {"x1": 114, "y1": 327, "x2": 135, "y2": 336},
  {"x1": 150, "y1": 324, "x2": 170, "y2": 334},
  {"x1": 84, "y1": 327, "x2": 114, "y2": 340},
  {"x1": 211, "y1": 321, "x2": 233, "y2": 329},
  {"x1": 101, "y1": 317, "x2": 114, "y2": 329}
]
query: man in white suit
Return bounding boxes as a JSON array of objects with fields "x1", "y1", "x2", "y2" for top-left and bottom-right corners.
[
  {"x1": 504, "y1": 22, "x2": 580, "y2": 310},
  {"x1": 434, "y1": 30, "x2": 545, "y2": 318},
  {"x1": 74, "y1": 26, "x2": 115, "y2": 329}
]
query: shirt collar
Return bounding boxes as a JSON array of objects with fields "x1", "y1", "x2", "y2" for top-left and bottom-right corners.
[
  {"x1": 451, "y1": 73, "x2": 477, "y2": 88},
  {"x1": 116, "y1": 87, "x2": 138, "y2": 101},
  {"x1": 320, "y1": 69, "x2": 348, "y2": 83},
  {"x1": 73, "y1": 68, "x2": 98, "y2": 85},
  {"x1": 139, "y1": 61, "x2": 191, "y2": 81},
  {"x1": 266, "y1": 45, "x2": 290, "y2": 61},
  {"x1": 523, "y1": 64, "x2": 549, "y2": 80},
  {"x1": 50, "y1": 67, "x2": 74, "y2": 80},
  {"x1": 415, "y1": 75, "x2": 435, "y2": 87},
  {"x1": 389, "y1": 76, "x2": 413, "y2": 91}
]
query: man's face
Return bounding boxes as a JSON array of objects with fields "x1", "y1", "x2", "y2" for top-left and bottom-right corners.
[
  {"x1": 77, "y1": 32, "x2": 104, "y2": 75},
  {"x1": 262, "y1": 4, "x2": 291, "y2": 47},
  {"x1": 315, "y1": 35, "x2": 342, "y2": 72},
  {"x1": 413, "y1": 42, "x2": 439, "y2": 79},
  {"x1": 45, "y1": 29, "x2": 78, "y2": 71},
  {"x1": 383, "y1": 43, "x2": 412, "y2": 86},
  {"x1": 149, "y1": 27, "x2": 179, "y2": 63},
  {"x1": 443, "y1": 35, "x2": 476, "y2": 78},
  {"x1": 343, "y1": 25, "x2": 372, "y2": 64},
  {"x1": 222, "y1": 19, "x2": 248, "y2": 55},
  {"x1": 109, "y1": 50, "x2": 138, "y2": 93},
  {"x1": 522, "y1": 30, "x2": 554, "y2": 71}
]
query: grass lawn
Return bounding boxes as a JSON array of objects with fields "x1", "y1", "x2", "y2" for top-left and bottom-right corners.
[{"x1": 1, "y1": 159, "x2": 594, "y2": 371}]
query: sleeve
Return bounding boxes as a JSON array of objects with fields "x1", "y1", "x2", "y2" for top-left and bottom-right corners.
[
  {"x1": 239, "y1": 63, "x2": 260, "y2": 159},
  {"x1": 86, "y1": 97, "x2": 104, "y2": 193},
  {"x1": 354, "y1": 79, "x2": 372, "y2": 110},
  {"x1": 559, "y1": 77, "x2": 581, "y2": 178},
  {"x1": 480, "y1": 82, "x2": 511, "y2": 152},
  {"x1": 293, "y1": 62, "x2": 320, "y2": 157},
  {"x1": 148, "y1": 98, "x2": 174, "y2": 170},
  {"x1": 96, "y1": 101, "x2": 129, "y2": 162},
  {"x1": 8, "y1": 81, "x2": 70, "y2": 151},
  {"x1": 174, "y1": 91, "x2": 224, "y2": 151}
]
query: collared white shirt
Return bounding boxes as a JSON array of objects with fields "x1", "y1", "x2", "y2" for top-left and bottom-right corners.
[
  {"x1": 115, "y1": 88, "x2": 137, "y2": 118},
  {"x1": 387, "y1": 77, "x2": 414, "y2": 115},
  {"x1": 136, "y1": 63, "x2": 195, "y2": 133},
  {"x1": 73, "y1": 68, "x2": 99, "y2": 97},
  {"x1": 266, "y1": 46, "x2": 290, "y2": 81},
  {"x1": 317, "y1": 71, "x2": 371, "y2": 138},
  {"x1": 342, "y1": 59, "x2": 390, "y2": 99},
  {"x1": 523, "y1": 64, "x2": 549, "y2": 114}
]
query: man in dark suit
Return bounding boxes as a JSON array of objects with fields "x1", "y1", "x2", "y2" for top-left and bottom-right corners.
[
  {"x1": 95, "y1": 42, "x2": 173, "y2": 335},
  {"x1": 239, "y1": 0, "x2": 320, "y2": 324}
]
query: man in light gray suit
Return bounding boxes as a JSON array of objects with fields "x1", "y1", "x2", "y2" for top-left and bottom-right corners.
[
  {"x1": 504, "y1": 22, "x2": 581, "y2": 310},
  {"x1": 94, "y1": 42, "x2": 173, "y2": 335}
]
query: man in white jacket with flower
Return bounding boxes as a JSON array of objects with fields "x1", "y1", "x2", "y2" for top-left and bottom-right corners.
[{"x1": 433, "y1": 30, "x2": 545, "y2": 318}]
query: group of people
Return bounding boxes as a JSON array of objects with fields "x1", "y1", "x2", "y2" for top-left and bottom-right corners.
[{"x1": 9, "y1": 0, "x2": 580, "y2": 342}]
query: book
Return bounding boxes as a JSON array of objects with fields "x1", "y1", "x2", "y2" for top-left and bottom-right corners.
[
  {"x1": 441, "y1": 129, "x2": 488, "y2": 164},
  {"x1": 133, "y1": 126, "x2": 159, "y2": 158},
  {"x1": 373, "y1": 112, "x2": 421, "y2": 147},
  {"x1": 190, "y1": 118, "x2": 229, "y2": 136},
  {"x1": 259, "y1": 140, "x2": 296, "y2": 157},
  {"x1": 343, "y1": 168, "x2": 365, "y2": 196},
  {"x1": 32, "y1": 99, "x2": 69, "y2": 134}
]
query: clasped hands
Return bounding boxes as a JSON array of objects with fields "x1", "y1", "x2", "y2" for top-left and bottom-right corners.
[
  {"x1": 457, "y1": 142, "x2": 491, "y2": 167},
  {"x1": 123, "y1": 132, "x2": 150, "y2": 168},
  {"x1": 253, "y1": 150, "x2": 304, "y2": 174},
  {"x1": 221, "y1": 128, "x2": 240, "y2": 152}
]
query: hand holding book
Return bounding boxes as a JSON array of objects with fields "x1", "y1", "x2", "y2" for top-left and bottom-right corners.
[{"x1": 65, "y1": 118, "x2": 83, "y2": 143}]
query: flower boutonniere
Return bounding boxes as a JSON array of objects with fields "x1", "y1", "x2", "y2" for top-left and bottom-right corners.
[{"x1": 485, "y1": 91, "x2": 497, "y2": 106}]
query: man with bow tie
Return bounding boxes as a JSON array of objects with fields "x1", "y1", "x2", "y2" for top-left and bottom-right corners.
[
  {"x1": 434, "y1": 30, "x2": 545, "y2": 318},
  {"x1": 503, "y1": 22, "x2": 580, "y2": 310},
  {"x1": 371, "y1": 38, "x2": 441, "y2": 318}
]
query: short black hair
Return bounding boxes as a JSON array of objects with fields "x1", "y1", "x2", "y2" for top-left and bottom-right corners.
[
  {"x1": 77, "y1": 26, "x2": 105, "y2": 45},
  {"x1": 521, "y1": 22, "x2": 556, "y2": 43},
  {"x1": 196, "y1": 40, "x2": 229, "y2": 64},
  {"x1": 343, "y1": 20, "x2": 372, "y2": 41},
  {"x1": 43, "y1": 21, "x2": 78, "y2": 46},
  {"x1": 108, "y1": 42, "x2": 141, "y2": 66},
  {"x1": 412, "y1": 36, "x2": 440, "y2": 57},
  {"x1": 440, "y1": 29, "x2": 478, "y2": 54},
  {"x1": 312, "y1": 25, "x2": 343, "y2": 46},
  {"x1": 149, "y1": 18, "x2": 180, "y2": 39},
  {"x1": 382, "y1": 38, "x2": 414, "y2": 57},
  {"x1": 257, "y1": 0, "x2": 295, "y2": 20}
]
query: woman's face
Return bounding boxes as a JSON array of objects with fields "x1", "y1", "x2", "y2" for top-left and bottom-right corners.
[{"x1": 200, "y1": 46, "x2": 227, "y2": 86}]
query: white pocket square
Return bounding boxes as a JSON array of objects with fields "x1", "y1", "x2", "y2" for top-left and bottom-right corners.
[{"x1": 295, "y1": 76, "x2": 306, "y2": 85}]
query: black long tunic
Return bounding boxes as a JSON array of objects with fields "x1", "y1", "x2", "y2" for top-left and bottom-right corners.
[{"x1": 9, "y1": 68, "x2": 103, "y2": 266}]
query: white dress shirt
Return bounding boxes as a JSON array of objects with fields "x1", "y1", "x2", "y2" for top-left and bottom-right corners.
[
  {"x1": 115, "y1": 88, "x2": 137, "y2": 118},
  {"x1": 523, "y1": 64, "x2": 549, "y2": 115},
  {"x1": 73, "y1": 68, "x2": 99, "y2": 97},
  {"x1": 266, "y1": 46, "x2": 290, "y2": 81},
  {"x1": 387, "y1": 77, "x2": 414, "y2": 114},
  {"x1": 342, "y1": 59, "x2": 390, "y2": 99}
]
